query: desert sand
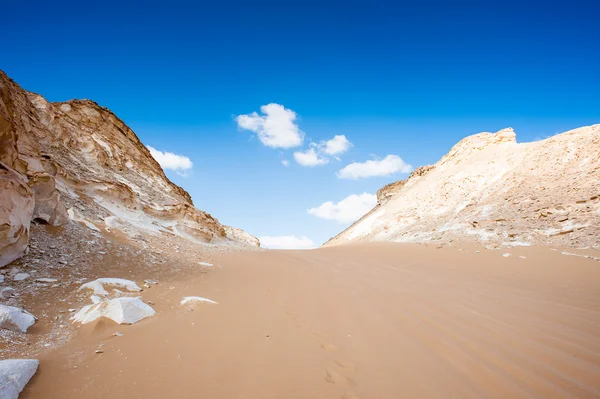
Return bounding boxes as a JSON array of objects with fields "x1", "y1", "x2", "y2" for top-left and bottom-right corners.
[{"x1": 18, "y1": 243, "x2": 600, "y2": 399}]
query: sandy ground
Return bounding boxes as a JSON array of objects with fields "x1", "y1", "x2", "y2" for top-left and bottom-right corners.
[{"x1": 18, "y1": 243, "x2": 600, "y2": 399}]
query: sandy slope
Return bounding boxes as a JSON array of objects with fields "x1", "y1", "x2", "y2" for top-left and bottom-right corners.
[{"x1": 21, "y1": 243, "x2": 600, "y2": 399}]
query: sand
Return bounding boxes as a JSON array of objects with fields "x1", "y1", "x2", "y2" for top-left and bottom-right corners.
[{"x1": 18, "y1": 243, "x2": 600, "y2": 398}]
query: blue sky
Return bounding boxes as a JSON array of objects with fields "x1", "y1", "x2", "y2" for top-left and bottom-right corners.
[{"x1": 3, "y1": 1, "x2": 599, "y2": 247}]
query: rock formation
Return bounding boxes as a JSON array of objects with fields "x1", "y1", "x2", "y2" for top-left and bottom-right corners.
[
  {"x1": 0, "y1": 70, "x2": 258, "y2": 268},
  {"x1": 0, "y1": 359, "x2": 39, "y2": 399},
  {"x1": 326, "y1": 126, "x2": 600, "y2": 249},
  {"x1": 0, "y1": 304, "x2": 36, "y2": 333}
]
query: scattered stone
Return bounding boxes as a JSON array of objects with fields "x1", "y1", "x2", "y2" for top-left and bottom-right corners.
[
  {"x1": 79, "y1": 278, "x2": 142, "y2": 296},
  {"x1": 0, "y1": 287, "x2": 16, "y2": 300},
  {"x1": 519, "y1": 256, "x2": 527, "y2": 259},
  {"x1": 180, "y1": 296, "x2": 218, "y2": 305},
  {"x1": 502, "y1": 253, "x2": 511, "y2": 257},
  {"x1": 0, "y1": 359, "x2": 39, "y2": 399},
  {"x1": 36, "y1": 278, "x2": 58, "y2": 283},
  {"x1": 0, "y1": 305, "x2": 36, "y2": 333},
  {"x1": 95, "y1": 350, "x2": 104, "y2": 354},
  {"x1": 72, "y1": 297, "x2": 155, "y2": 325},
  {"x1": 144, "y1": 279, "x2": 158, "y2": 285},
  {"x1": 113, "y1": 332, "x2": 124, "y2": 337},
  {"x1": 197, "y1": 262, "x2": 213, "y2": 267},
  {"x1": 13, "y1": 273, "x2": 30, "y2": 281}
]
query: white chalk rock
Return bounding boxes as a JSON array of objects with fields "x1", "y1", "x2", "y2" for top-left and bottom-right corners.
[
  {"x1": 12, "y1": 273, "x2": 30, "y2": 281},
  {"x1": 181, "y1": 296, "x2": 218, "y2": 305},
  {"x1": 78, "y1": 278, "x2": 141, "y2": 296},
  {"x1": 0, "y1": 287, "x2": 15, "y2": 300},
  {"x1": 72, "y1": 297, "x2": 155, "y2": 325},
  {"x1": 0, "y1": 359, "x2": 39, "y2": 399},
  {"x1": 197, "y1": 262, "x2": 213, "y2": 267},
  {"x1": 0, "y1": 305, "x2": 36, "y2": 333}
]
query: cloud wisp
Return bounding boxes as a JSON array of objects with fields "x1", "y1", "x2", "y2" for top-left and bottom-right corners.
[
  {"x1": 146, "y1": 146, "x2": 193, "y2": 176},
  {"x1": 294, "y1": 134, "x2": 353, "y2": 167},
  {"x1": 307, "y1": 193, "x2": 377, "y2": 223},
  {"x1": 259, "y1": 235, "x2": 316, "y2": 250},
  {"x1": 323, "y1": 135, "x2": 352, "y2": 156},
  {"x1": 337, "y1": 155, "x2": 412, "y2": 179},
  {"x1": 293, "y1": 147, "x2": 329, "y2": 167},
  {"x1": 236, "y1": 103, "x2": 304, "y2": 149}
]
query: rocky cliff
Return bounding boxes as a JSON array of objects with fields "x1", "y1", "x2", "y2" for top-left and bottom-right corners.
[
  {"x1": 326, "y1": 125, "x2": 600, "y2": 249},
  {"x1": 0, "y1": 70, "x2": 258, "y2": 267}
]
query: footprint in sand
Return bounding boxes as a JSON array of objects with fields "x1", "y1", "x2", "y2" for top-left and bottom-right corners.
[
  {"x1": 325, "y1": 367, "x2": 346, "y2": 385},
  {"x1": 320, "y1": 342, "x2": 339, "y2": 352},
  {"x1": 325, "y1": 367, "x2": 356, "y2": 387},
  {"x1": 333, "y1": 359, "x2": 356, "y2": 371}
]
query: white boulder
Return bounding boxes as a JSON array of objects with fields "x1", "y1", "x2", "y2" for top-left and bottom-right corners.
[
  {"x1": 0, "y1": 359, "x2": 39, "y2": 399},
  {"x1": 181, "y1": 296, "x2": 218, "y2": 305},
  {"x1": 78, "y1": 278, "x2": 141, "y2": 296},
  {"x1": 72, "y1": 297, "x2": 155, "y2": 325},
  {"x1": 0, "y1": 305, "x2": 36, "y2": 333}
]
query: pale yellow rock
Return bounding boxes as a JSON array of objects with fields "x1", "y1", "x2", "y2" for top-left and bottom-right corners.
[{"x1": 327, "y1": 125, "x2": 600, "y2": 249}]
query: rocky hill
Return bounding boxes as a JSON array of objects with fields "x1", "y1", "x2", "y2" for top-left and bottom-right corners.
[
  {"x1": 326, "y1": 125, "x2": 600, "y2": 249},
  {"x1": 1, "y1": 70, "x2": 258, "y2": 267}
]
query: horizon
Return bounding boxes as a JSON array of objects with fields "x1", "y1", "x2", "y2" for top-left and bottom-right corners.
[{"x1": 3, "y1": 0, "x2": 599, "y2": 247}]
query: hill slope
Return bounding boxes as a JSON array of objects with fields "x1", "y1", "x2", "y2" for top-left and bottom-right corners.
[
  {"x1": 326, "y1": 125, "x2": 600, "y2": 249},
  {"x1": 0, "y1": 70, "x2": 257, "y2": 267}
]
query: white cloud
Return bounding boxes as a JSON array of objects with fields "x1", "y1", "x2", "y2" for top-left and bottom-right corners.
[
  {"x1": 293, "y1": 135, "x2": 353, "y2": 167},
  {"x1": 146, "y1": 146, "x2": 193, "y2": 176},
  {"x1": 337, "y1": 155, "x2": 412, "y2": 179},
  {"x1": 259, "y1": 235, "x2": 316, "y2": 250},
  {"x1": 293, "y1": 147, "x2": 329, "y2": 167},
  {"x1": 281, "y1": 160, "x2": 290, "y2": 167},
  {"x1": 323, "y1": 135, "x2": 352, "y2": 156},
  {"x1": 308, "y1": 193, "x2": 377, "y2": 223},
  {"x1": 236, "y1": 103, "x2": 304, "y2": 149}
]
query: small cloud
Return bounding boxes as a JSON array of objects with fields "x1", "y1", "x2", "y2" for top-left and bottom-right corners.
[
  {"x1": 146, "y1": 146, "x2": 193, "y2": 176},
  {"x1": 293, "y1": 147, "x2": 329, "y2": 167},
  {"x1": 259, "y1": 235, "x2": 316, "y2": 250},
  {"x1": 281, "y1": 160, "x2": 290, "y2": 167},
  {"x1": 236, "y1": 103, "x2": 304, "y2": 149},
  {"x1": 293, "y1": 135, "x2": 353, "y2": 167},
  {"x1": 337, "y1": 155, "x2": 412, "y2": 179},
  {"x1": 308, "y1": 193, "x2": 377, "y2": 223},
  {"x1": 323, "y1": 135, "x2": 352, "y2": 156}
]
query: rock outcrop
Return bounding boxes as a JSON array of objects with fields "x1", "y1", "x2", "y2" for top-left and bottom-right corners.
[
  {"x1": 0, "y1": 164, "x2": 34, "y2": 267},
  {"x1": 0, "y1": 304, "x2": 36, "y2": 333},
  {"x1": 326, "y1": 126, "x2": 600, "y2": 249},
  {"x1": 72, "y1": 297, "x2": 155, "y2": 325},
  {"x1": 0, "y1": 359, "x2": 39, "y2": 399},
  {"x1": 0, "y1": 70, "x2": 258, "y2": 267}
]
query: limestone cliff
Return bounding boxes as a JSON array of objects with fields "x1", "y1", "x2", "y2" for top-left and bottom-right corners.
[
  {"x1": 326, "y1": 126, "x2": 600, "y2": 249},
  {"x1": 0, "y1": 70, "x2": 258, "y2": 267}
]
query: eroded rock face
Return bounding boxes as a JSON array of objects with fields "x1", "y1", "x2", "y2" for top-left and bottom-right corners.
[
  {"x1": 27, "y1": 173, "x2": 68, "y2": 226},
  {"x1": 0, "y1": 164, "x2": 34, "y2": 267},
  {"x1": 0, "y1": 69, "x2": 258, "y2": 266},
  {"x1": 326, "y1": 126, "x2": 600, "y2": 249},
  {"x1": 376, "y1": 165, "x2": 434, "y2": 205}
]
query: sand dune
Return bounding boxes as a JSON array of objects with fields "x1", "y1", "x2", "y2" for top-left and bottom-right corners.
[{"x1": 19, "y1": 243, "x2": 600, "y2": 398}]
